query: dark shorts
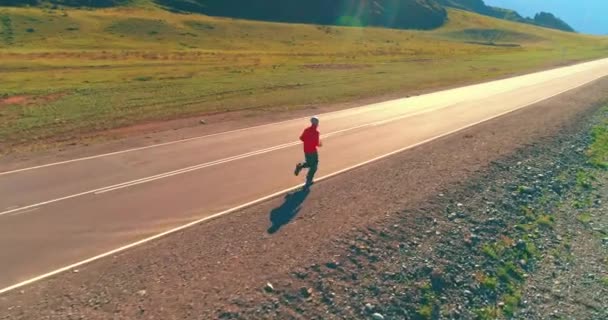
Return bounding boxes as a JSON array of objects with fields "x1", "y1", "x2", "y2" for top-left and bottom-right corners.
[{"x1": 304, "y1": 152, "x2": 319, "y2": 165}]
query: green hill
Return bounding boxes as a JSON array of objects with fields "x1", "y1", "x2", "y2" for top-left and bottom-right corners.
[
  {"x1": 0, "y1": 0, "x2": 578, "y2": 33},
  {"x1": 0, "y1": 0, "x2": 580, "y2": 33},
  {"x1": 0, "y1": 0, "x2": 130, "y2": 6},
  {"x1": 0, "y1": 0, "x2": 449, "y2": 30}
]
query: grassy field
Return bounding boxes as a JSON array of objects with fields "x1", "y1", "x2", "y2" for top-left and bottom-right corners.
[{"x1": 0, "y1": 6, "x2": 607, "y2": 152}]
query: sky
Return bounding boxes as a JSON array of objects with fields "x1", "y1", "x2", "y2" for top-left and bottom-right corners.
[{"x1": 485, "y1": 0, "x2": 607, "y2": 34}]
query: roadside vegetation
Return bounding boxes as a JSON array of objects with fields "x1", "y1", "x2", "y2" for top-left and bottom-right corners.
[
  {"x1": 588, "y1": 110, "x2": 608, "y2": 168},
  {"x1": 0, "y1": 6, "x2": 607, "y2": 152},
  {"x1": 470, "y1": 106, "x2": 608, "y2": 319}
]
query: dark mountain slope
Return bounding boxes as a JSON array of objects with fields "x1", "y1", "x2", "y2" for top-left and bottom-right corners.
[
  {"x1": 438, "y1": 0, "x2": 575, "y2": 32},
  {"x1": 0, "y1": 0, "x2": 449, "y2": 30}
]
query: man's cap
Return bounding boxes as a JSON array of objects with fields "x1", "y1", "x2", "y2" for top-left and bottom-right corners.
[{"x1": 311, "y1": 117, "x2": 319, "y2": 125}]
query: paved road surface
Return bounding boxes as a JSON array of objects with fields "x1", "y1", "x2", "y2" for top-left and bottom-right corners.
[{"x1": 1, "y1": 58, "x2": 608, "y2": 292}]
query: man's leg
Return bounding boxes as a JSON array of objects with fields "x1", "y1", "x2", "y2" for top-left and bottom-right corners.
[
  {"x1": 305, "y1": 153, "x2": 318, "y2": 185},
  {"x1": 294, "y1": 154, "x2": 308, "y2": 176},
  {"x1": 294, "y1": 162, "x2": 303, "y2": 176}
]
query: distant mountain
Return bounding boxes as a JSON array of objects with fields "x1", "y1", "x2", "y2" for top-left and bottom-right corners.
[
  {"x1": 437, "y1": 0, "x2": 575, "y2": 32},
  {"x1": 0, "y1": 0, "x2": 575, "y2": 33},
  {"x1": 532, "y1": 12, "x2": 574, "y2": 32},
  {"x1": 0, "y1": 0, "x2": 448, "y2": 30}
]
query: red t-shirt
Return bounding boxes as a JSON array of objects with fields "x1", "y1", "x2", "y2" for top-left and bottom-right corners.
[{"x1": 300, "y1": 125, "x2": 320, "y2": 154}]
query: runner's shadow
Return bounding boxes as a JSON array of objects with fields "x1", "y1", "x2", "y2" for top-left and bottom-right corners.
[{"x1": 267, "y1": 187, "x2": 311, "y2": 234}]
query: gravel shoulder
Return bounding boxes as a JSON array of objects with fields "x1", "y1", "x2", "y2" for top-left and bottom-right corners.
[
  {"x1": 518, "y1": 108, "x2": 608, "y2": 320},
  {"x1": 1, "y1": 79, "x2": 607, "y2": 319}
]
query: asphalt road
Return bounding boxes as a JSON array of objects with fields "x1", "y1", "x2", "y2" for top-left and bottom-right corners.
[{"x1": 1, "y1": 58, "x2": 608, "y2": 292}]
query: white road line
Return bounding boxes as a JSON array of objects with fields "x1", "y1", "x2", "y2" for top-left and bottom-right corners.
[
  {"x1": 0, "y1": 118, "x2": 303, "y2": 177},
  {"x1": 93, "y1": 141, "x2": 302, "y2": 194},
  {"x1": 0, "y1": 73, "x2": 603, "y2": 296},
  {"x1": 0, "y1": 102, "x2": 463, "y2": 215},
  {"x1": 1, "y1": 58, "x2": 605, "y2": 177},
  {"x1": 9, "y1": 207, "x2": 40, "y2": 217},
  {"x1": 47, "y1": 71, "x2": 608, "y2": 197}
]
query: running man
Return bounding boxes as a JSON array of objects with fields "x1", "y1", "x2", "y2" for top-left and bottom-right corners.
[{"x1": 294, "y1": 117, "x2": 322, "y2": 187}]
